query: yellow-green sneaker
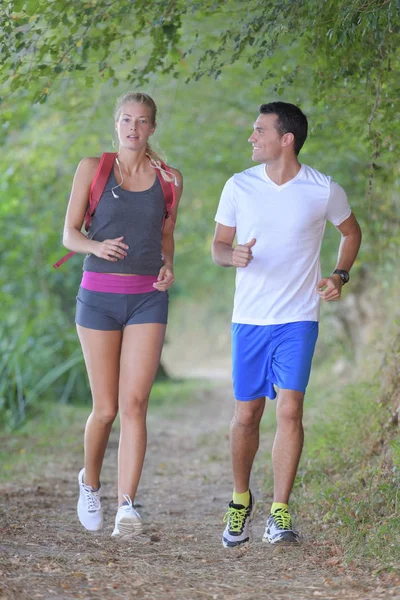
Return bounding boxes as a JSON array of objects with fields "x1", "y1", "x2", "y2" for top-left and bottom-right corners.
[
  {"x1": 222, "y1": 491, "x2": 256, "y2": 548},
  {"x1": 263, "y1": 507, "x2": 300, "y2": 544}
]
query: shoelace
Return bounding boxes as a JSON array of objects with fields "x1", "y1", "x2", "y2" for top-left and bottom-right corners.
[
  {"x1": 122, "y1": 493, "x2": 133, "y2": 510},
  {"x1": 83, "y1": 484, "x2": 100, "y2": 512},
  {"x1": 223, "y1": 506, "x2": 248, "y2": 533},
  {"x1": 272, "y1": 508, "x2": 292, "y2": 530}
]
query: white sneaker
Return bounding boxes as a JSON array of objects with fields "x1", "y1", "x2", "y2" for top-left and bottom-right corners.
[
  {"x1": 263, "y1": 508, "x2": 300, "y2": 544},
  {"x1": 77, "y1": 468, "x2": 103, "y2": 531},
  {"x1": 222, "y1": 491, "x2": 257, "y2": 548},
  {"x1": 111, "y1": 494, "x2": 142, "y2": 539}
]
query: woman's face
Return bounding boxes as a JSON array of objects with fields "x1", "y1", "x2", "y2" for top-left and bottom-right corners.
[{"x1": 115, "y1": 102, "x2": 156, "y2": 151}]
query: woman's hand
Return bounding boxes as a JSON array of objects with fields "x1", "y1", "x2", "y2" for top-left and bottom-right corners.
[
  {"x1": 92, "y1": 236, "x2": 129, "y2": 262},
  {"x1": 153, "y1": 264, "x2": 175, "y2": 291}
]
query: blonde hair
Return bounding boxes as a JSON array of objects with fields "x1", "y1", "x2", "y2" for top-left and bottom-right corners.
[{"x1": 114, "y1": 92, "x2": 174, "y2": 183}]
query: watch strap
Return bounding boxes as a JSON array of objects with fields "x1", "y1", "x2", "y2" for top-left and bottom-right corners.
[{"x1": 331, "y1": 269, "x2": 349, "y2": 284}]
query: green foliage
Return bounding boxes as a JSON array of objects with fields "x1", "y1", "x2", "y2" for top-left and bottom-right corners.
[
  {"x1": 0, "y1": 0, "x2": 187, "y2": 101},
  {"x1": 289, "y1": 324, "x2": 399, "y2": 569},
  {"x1": 0, "y1": 377, "x2": 209, "y2": 479},
  {"x1": 0, "y1": 401, "x2": 86, "y2": 481},
  {"x1": 2, "y1": 1, "x2": 399, "y2": 103},
  {"x1": 0, "y1": 319, "x2": 85, "y2": 428},
  {"x1": 147, "y1": 378, "x2": 212, "y2": 409},
  {"x1": 0, "y1": 1, "x2": 399, "y2": 427},
  {"x1": 257, "y1": 283, "x2": 400, "y2": 570}
]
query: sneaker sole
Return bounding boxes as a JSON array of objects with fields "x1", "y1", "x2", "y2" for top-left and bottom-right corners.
[
  {"x1": 222, "y1": 535, "x2": 251, "y2": 548},
  {"x1": 262, "y1": 531, "x2": 300, "y2": 545},
  {"x1": 111, "y1": 516, "x2": 143, "y2": 539},
  {"x1": 222, "y1": 500, "x2": 257, "y2": 549}
]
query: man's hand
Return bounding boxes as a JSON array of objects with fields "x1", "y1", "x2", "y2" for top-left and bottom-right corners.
[
  {"x1": 232, "y1": 238, "x2": 256, "y2": 268},
  {"x1": 153, "y1": 264, "x2": 175, "y2": 291},
  {"x1": 317, "y1": 275, "x2": 343, "y2": 302}
]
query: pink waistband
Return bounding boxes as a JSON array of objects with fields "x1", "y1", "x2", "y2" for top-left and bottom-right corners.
[{"x1": 81, "y1": 272, "x2": 158, "y2": 294}]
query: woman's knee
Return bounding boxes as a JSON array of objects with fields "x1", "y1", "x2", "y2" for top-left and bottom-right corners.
[
  {"x1": 91, "y1": 404, "x2": 118, "y2": 425},
  {"x1": 119, "y1": 395, "x2": 149, "y2": 421}
]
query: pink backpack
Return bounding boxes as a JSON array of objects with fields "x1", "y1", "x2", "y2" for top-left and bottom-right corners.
[{"x1": 53, "y1": 152, "x2": 176, "y2": 268}]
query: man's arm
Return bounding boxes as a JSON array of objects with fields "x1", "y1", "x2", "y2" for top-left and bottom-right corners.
[
  {"x1": 332, "y1": 212, "x2": 362, "y2": 272},
  {"x1": 317, "y1": 212, "x2": 362, "y2": 302},
  {"x1": 212, "y1": 223, "x2": 256, "y2": 268}
]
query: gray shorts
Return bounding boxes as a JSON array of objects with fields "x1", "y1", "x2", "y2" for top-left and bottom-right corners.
[{"x1": 75, "y1": 287, "x2": 168, "y2": 331}]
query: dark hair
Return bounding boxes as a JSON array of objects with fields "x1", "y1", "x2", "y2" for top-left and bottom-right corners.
[{"x1": 259, "y1": 102, "x2": 308, "y2": 155}]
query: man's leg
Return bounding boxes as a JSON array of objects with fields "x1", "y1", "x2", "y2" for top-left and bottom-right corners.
[
  {"x1": 272, "y1": 388, "x2": 304, "y2": 504},
  {"x1": 263, "y1": 388, "x2": 304, "y2": 544},
  {"x1": 222, "y1": 397, "x2": 265, "y2": 548},
  {"x1": 223, "y1": 322, "x2": 273, "y2": 547},
  {"x1": 263, "y1": 321, "x2": 317, "y2": 544},
  {"x1": 230, "y1": 397, "x2": 266, "y2": 493}
]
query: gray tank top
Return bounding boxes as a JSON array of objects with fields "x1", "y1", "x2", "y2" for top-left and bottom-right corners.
[{"x1": 83, "y1": 170, "x2": 165, "y2": 275}]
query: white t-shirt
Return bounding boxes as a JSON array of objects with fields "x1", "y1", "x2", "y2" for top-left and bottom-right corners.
[{"x1": 214, "y1": 163, "x2": 351, "y2": 325}]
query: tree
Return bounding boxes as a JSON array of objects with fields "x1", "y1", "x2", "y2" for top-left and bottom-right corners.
[
  {"x1": 1, "y1": 1, "x2": 398, "y2": 104},
  {"x1": 2, "y1": 0, "x2": 399, "y2": 192},
  {"x1": 1, "y1": 0, "x2": 399, "y2": 426}
]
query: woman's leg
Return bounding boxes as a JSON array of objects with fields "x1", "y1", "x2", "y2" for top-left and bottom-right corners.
[
  {"x1": 117, "y1": 323, "x2": 166, "y2": 505},
  {"x1": 77, "y1": 325, "x2": 122, "y2": 488}
]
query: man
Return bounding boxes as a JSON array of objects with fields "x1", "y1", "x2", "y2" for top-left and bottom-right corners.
[{"x1": 212, "y1": 101, "x2": 362, "y2": 547}]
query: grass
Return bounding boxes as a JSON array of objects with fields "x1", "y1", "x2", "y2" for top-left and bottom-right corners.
[
  {"x1": 259, "y1": 317, "x2": 400, "y2": 573},
  {"x1": 297, "y1": 380, "x2": 399, "y2": 569},
  {"x1": 1, "y1": 297, "x2": 399, "y2": 574},
  {"x1": 0, "y1": 378, "x2": 210, "y2": 484},
  {"x1": 0, "y1": 402, "x2": 86, "y2": 483},
  {"x1": 148, "y1": 377, "x2": 213, "y2": 409}
]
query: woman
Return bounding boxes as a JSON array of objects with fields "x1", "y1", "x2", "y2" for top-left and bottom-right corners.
[{"x1": 62, "y1": 92, "x2": 183, "y2": 538}]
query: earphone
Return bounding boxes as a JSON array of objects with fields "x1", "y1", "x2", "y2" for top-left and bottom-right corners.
[
  {"x1": 111, "y1": 154, "x2": 179, "y2": 199},
  {"x1": 111, "y1": 156, "x2": 124, "y2": 199}
]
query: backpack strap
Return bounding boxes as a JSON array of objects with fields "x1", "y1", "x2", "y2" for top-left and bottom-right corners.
[
  {"x1": 53, "y1": 153, "x2": 116, "y2": 268},
  {"x1": 53, "y1": 154, "x2": 176, "y2": 269},
  {"x1": 156, "y1": 161, "x2": 176, "y2": 228},
  {"x1": 84, "y1": 152, "x2": 116, "y2": 231},
  {"x1": 52, "y1": 250, "x2": 76, "y2": 269}
]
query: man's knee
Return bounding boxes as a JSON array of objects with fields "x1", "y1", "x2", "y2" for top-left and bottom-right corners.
[
  {"x1": 233, "y1": 400, "x2": 264, "y2": 429},
  {"x1": 276, "y1": 390, "x2": 304, "y2": 424}
]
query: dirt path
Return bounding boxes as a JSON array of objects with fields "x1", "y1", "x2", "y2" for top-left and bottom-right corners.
[{"x1": 0, "y1": 382, "x2": 399, "y2": 600}]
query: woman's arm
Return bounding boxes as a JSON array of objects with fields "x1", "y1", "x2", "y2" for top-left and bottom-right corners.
[
  {"x1": 153, "y1": 168, "x2": 183, "y2": 291},
  {"x1": 62, "y1": 157, "x2": 129, "y2": 262}
]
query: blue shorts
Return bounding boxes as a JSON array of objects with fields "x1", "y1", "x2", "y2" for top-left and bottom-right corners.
[{"x1": 232, "y1": 321, "x2": 318, "y2": 401}]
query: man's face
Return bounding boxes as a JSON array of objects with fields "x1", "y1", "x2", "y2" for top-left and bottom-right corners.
[{"x1": 248, "y1": 113, "x2": 284, "y2": 163}]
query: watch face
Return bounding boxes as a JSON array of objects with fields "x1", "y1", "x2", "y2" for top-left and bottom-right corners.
[{"x1": 335, "y1": 269, "x2": 349, "y2": 283}]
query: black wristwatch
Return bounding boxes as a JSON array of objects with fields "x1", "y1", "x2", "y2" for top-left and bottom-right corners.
[{"x1": 331, "y1": 269, "x2": 350, "y2": 285}]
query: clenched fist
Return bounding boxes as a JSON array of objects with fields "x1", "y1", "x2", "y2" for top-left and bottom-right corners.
[
  {"x1": 232, "y1": 238, "x2": 256, "y2": 268},
  {"x1": 316, "y1": 275, "x2": 343, "y2": 302}
]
